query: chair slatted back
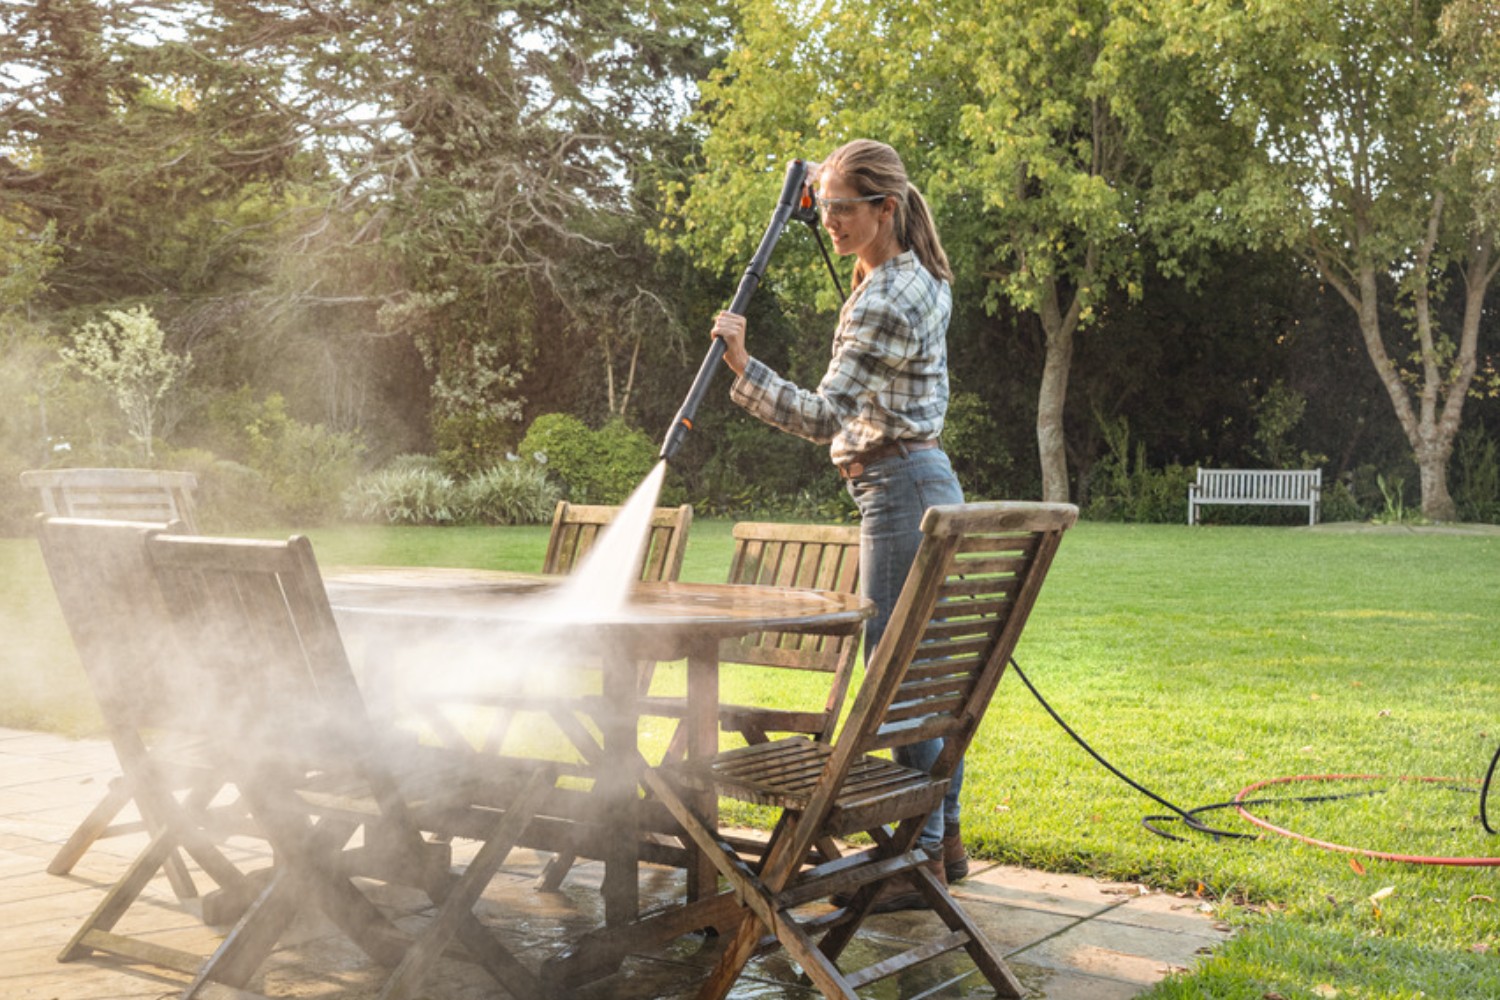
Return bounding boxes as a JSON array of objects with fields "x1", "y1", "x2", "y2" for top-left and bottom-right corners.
[
  {"x1": 35, "y1": 517, "x2": 188, "y2": 734},
  {"x1": 22, "y1": 468, "x2": 199, "y2": 533},
  {"x1": 830, "y1": 502, "x2": 1077, "y2": 798},
  {"x1": 542, "y1": 500, "x2": 693, "y2": 583},
  {"x1": 146, "y1": 534, "x2": 384, "y2": 773},
  {"x1": 723, "y1": 522, "x2": 860, "y2": 674}
]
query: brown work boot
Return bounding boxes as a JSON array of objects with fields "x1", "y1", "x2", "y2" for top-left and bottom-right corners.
[
  {"x1": 942, "y1": 820, "x2": 970, "y2": 882},
  {"x1": 833, "y1": 854, "x2": 947, "y2": 914}
]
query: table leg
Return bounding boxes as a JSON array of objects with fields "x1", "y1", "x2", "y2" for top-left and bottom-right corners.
[
  {"x1": 599, "y1": 650, "x2": 639, "y2": 926},
  {"x1": 684, "y1": 639, "x2": 720, "y2": 901}
]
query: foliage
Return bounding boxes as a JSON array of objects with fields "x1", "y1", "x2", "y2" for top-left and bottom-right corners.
[
  {"x1": 1453, "y1": 425, "x2": 1500, "y2": 523},
  {"x1": 664, "y1": 0, "x2": 1238, "y2": 503},
  {"x1": 430, "y1": 345, "x2": 526, "y2": 478},
  {"x1": 59, "y1": 305, "x2": 190, "y2": 460},
  {"x1": 1249, "y1": 379, "x2": 1307, "y2": 469},
  {"x1": 0, "y1": 219, "x2": 61, "y2": 309},
  {"x1": 688, "y1": 415, "x2": 832, "y2": 512},
  {"x1": 231, "y1": 393, "x2": 365, "y2": 524},
  {"x1": 185, "y1": 388, "x2": 367, "y2": 524},
  {"x1": 343, "y1": 456, "x2": 561, "y2": 526},
  {"x1": 943, "y1": 389, "x2": 1017, "y2": 500},
  {"x1": 1318, "y1": 480, "x2": 1364, "y2": 524},
  {"x1": 1372, "y1": 473, "x2": 1422, "y2": 525},
  {"x1": 1083, "y1": 414, "x2": 1195, "y2": 523},
  {"x1": 455, "y1": 461, "x2": 562, "y2": 526},
  {"x1": 342, "y1": 466, "x2": 457, "y2": 526},
  {"x1": 517, "y1": 413, "x2": 665, "y2": 506}
]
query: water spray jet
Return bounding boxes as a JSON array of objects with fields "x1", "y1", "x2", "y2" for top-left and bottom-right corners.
[{"x1": 659, "y1": 159, "x2": 821, "y2": 464}]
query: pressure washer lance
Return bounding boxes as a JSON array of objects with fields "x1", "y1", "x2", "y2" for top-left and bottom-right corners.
[{"x1": 659, "y1": 159, "x2": 820, "y2": 463}]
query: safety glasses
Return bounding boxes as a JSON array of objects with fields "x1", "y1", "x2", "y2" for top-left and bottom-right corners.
[{"x1": 816, "y1": 193, "x2": 885, "y2": 219}]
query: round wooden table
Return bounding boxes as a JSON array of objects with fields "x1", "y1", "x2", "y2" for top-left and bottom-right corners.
[{"x1": 327, "y1": 566, "x2": 872, "y2": 932}]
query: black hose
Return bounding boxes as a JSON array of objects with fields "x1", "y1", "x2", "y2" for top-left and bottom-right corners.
[
  {"x1": 1006, "y1": 657, "x2": 1251, "y2": 841},
  {"x1": 809, "y1": 223, "x2": 846, "y2": 301},
  {"x1": 1481, "y1": 741, "x2": 1500, "y2": 834},
  {"x1": 1008, "y1": 656, "x2": 1484, "y2": 845}
]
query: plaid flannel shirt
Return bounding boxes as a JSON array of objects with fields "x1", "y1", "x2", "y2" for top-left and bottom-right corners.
[{"x1": 730, "y1": 250, "x2": 951, "y2": 467}]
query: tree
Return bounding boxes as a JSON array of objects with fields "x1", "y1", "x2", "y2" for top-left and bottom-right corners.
[
  {"x1": 183, "y1": 2, "x2": 726, "y2": 439},
  {"x1": 4, "y1": 2, "x2": 729, "y2": 465},
  {"x1": 1166, "y1": 0, "x2": 1500, "y2": 520},
  {"x1": 666, "y1": 0, "x2": 1229, "y2": 502},
  {"x1": 61, "y1": 304, "x2": 191, "y2": 460}
]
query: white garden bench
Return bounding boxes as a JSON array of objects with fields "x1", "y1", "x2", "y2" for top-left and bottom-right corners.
[{"x1": 1187, "y1": 468, "x2": 1322, "y2": 525}]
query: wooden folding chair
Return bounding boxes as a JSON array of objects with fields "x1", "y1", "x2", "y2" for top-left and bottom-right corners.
[
  {"x1": 37, "y1": 517, "x2": 267, "y2": 972},
  {"x1": 26, "y1": 470, "x2": 203, "y2": 879},
  {"x1": 638, "y1": 501, "x2": 1078, "y2": 1000},
  {"x1": 145, "y1": 531, "x2": 557, "y2": 1000},
  {"x1": 645, "y1": 521, "x2": 861, "y2": 757},
  {"x1": 22, "y1": 467, "x2": 200, "y2": 531},
  {"x1": 509, "y1": 501, "x2": 692, "y2": 888},
  {"x1": 542, "y1": 499, "x2": 693, "y2": 582}
]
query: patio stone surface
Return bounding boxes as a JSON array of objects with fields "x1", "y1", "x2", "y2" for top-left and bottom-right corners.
[{"x1": 0, "y1": 727, "x2": 1231, "y2": 998}]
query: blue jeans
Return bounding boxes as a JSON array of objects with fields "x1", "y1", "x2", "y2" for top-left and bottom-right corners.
[{"x1": 847, "y1": 445, "x2": 965, "y2": 851}]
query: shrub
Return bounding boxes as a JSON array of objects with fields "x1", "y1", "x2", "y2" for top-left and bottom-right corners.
[
  {"x1": 456, "y1": 461, "x2": 561, "y2": 525},
  {"x1": 944, "y1": 390, "x2": 1016, "y2": 499},
  {"x1": 434, "y1": 410, "x2": 521, "y2": 479},
  {"x1": 342, "y1": 466, "x2": 457, "y2": 525},
  {"x1": 194, "y1": 389, "x2": 365, "y2": 524},
  {"x1": 1083, "y1": 415, "x2": 1196, "y2": 523},
  {"x1": 154, "y1": 447, "x2": 280, "y2": 531},
  {"x1": 518, "y1": 413, "x2": 661, "y2": 505},
  {"x1": 1319, "y1": 480, "x2": 1364, "y2": 523},
  {"x1": 1454, "y1": 426, "x2": 1500, "y2": 524}
]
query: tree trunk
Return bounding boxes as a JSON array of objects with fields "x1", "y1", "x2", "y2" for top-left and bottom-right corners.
[
  {"x1": 1317, "y1": 208, "x2": 1493, "y2": 523},
  {"x1": 1036, "y1": 277, "x2": 1081, "y2": 503}
]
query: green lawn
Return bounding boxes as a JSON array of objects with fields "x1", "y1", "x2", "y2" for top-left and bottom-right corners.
[{"x1": 4, "y1": 519, "x2": 1497, "y2": 998}]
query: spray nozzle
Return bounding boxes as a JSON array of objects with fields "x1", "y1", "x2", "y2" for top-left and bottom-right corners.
[{"x1": 792, "y1": 184, "x2": 820, "y2": 227}]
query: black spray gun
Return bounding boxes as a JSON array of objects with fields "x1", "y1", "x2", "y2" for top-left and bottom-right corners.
[{"x1": 658, "y1": 158, "x2": 841, "y2": 463}]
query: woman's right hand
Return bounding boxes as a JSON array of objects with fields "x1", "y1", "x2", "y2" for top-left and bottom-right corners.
[{"x1": 711, "y1": 311, "x2": 750, "y2": 375}]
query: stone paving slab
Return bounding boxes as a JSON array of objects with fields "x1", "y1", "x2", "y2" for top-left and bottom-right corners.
[{"x1": 0, "y1": 728, "x2": 1231, "y2": 998}]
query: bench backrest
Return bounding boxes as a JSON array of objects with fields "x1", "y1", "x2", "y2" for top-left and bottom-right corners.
[
  {"x1": 1194, "y1": 468, "x2": 1321, "y2": 501},
  {"x1": 21, "y1": 468, "x2": 199, "y2": 532}
]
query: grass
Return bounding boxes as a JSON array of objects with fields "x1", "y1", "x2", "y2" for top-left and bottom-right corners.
[{"x1": 3, "y1": 519, "x2": 1498, "y2": 997}]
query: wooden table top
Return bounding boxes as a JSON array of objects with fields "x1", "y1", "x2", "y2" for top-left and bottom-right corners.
[{"x1": 326, "y1": 566, "x2": 872, "y2": 642}]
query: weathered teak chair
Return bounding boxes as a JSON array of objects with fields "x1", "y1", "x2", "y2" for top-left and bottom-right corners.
[
  {"x1": 652, "y1": 520, "x2": 862, "y2": 751},
  {"x1": 508, "y1": 500, "x2": 692, "y2": 888},
  {"x1": 464, "y1": 497, "x2": 691, "y2": 747},
  {"x1": 717, "y1": 521, "x2": 861, "y2": 745},
  {"x1": 146, "y1": 531, "x2": 557, "y2": 1000},
  {"x1": 21, "y1": 467, "x2": 200, "y2": 532},
  {"x1": 639, "y1": 501, "x2": 1078, "y2": 1000},
  {"x1": 542, "y1": 499, "x2": 693, "y2": 582},
  {"x1": 37, "y1": 517, "x2": 264, "y2": 971},
  {"x1": 30, "y1": 471, "x2": 204, "y2": 880}
]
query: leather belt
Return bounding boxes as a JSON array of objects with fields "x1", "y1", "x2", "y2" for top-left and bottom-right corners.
[{"x1": 837, "y1": 438, "x2": 938, "y2": 480}]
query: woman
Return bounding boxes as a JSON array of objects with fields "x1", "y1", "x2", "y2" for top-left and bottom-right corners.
[{"x1": 710, "y1": 139, "x2": 967, "y2": 912}]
